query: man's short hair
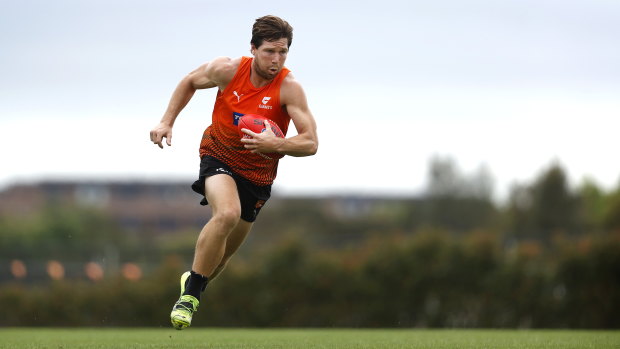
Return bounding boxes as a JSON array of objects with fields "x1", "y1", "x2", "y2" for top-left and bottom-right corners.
[{"x1": 251, "y1": 15, "x2": 293, "y2": 48}]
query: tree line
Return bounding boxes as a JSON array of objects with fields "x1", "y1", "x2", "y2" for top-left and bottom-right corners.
[{"x1": 0, "y1": 158, "x2": 618, "y2": 327}]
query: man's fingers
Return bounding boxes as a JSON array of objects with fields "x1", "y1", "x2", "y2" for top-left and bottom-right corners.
[
  {"x1": 242, "y1": 137, "x2": 259, "y2": 151},
  {"x1": 263, "y1": 120, "x2": 275, "y2": 135},
  {"x1": 241, "y1": 128, "x2": 257, "y2": 138},
  {"x1": 242, "y1": 140, "x2": 257, "y2": 148},
  {"x1": 150, "y1": 130, "x2": 158, "y2": 143},
  {"x1": 150, "y1": 129, "x2": 172, "y2": 149}
]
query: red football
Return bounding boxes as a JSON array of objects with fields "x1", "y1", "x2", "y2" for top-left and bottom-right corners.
[{"x1": 238, "y1": 114, "x2": 285, "y2": 159}]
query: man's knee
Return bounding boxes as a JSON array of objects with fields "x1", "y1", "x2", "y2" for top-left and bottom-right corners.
[{"x1": 213, "y1": 207, "x2": 240, "y2": 226}]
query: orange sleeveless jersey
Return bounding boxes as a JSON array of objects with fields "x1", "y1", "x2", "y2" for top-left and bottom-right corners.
[{"x1": 199, "y1": 56, "x2": 291, "y2": 186}]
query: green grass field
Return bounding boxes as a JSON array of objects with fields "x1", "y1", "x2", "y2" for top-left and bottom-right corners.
[{"x1": 0, "y1": 328, "x2": 617, "y2": 349}]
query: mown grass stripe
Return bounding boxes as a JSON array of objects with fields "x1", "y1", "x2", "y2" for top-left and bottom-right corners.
[{"x1": 0, "y1": 328, "x2": 618, "y2": 349}]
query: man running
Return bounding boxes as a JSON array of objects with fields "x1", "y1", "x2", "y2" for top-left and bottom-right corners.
[{"x1": 149, "y1": 15, "x2": 318, "y2": 330}]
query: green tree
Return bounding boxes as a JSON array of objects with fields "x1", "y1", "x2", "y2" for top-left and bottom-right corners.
[
  {"x1": 531, "y1": 163, "x2": 578, "y2": 237},
  {"x1": 603, "y1": 185, "x2": 620, "y2": 232},
  {"x1": 424, "y1": 157, "x2": 497, "y2": 232},
  {"x1": 0, "y1": 204, "x2": 127, "y2": 260},
  {"x1": 576, "y1": 179, "x2": 607, "y2": 232},
  {"x1": 507, "y1": 163, "x2": 579, "y2": 240}
]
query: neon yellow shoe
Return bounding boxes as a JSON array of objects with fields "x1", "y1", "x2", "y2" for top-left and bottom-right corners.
[{"x1": 170, "y1": 271, "x2": 199, "y2": 330}]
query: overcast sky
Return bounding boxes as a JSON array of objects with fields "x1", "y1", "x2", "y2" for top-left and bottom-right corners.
[{"x1": 1, "y1": 0, "x2": 619, "y2": 200}]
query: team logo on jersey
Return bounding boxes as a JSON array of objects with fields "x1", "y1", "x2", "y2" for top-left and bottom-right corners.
[{"x1": 259, "y1": 96, "x2": 272, "y2": 110}]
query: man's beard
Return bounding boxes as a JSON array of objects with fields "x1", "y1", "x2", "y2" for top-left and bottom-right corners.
[{"x1": 254, "y1": 62, "x2": 278, "y2": 80}]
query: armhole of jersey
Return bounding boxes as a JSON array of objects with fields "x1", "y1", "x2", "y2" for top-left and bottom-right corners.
[
  {"x1": 220, "y1": 57, "x2": 250, "y2": 93},
  {"x1": 278, "y1": 69, "x2": 291, "y2": 108}
]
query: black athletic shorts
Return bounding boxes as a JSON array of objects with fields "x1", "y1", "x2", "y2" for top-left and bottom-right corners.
[{"x1": 191, "y1": 155, "x2": 272, "y2": 222}]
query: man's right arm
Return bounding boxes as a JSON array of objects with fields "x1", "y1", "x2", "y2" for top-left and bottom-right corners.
[{"x1": 150, "y1": 57, "x2": 237, "y2": 149}]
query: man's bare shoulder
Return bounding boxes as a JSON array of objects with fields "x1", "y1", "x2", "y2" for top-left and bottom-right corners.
[
  {"x1": 281, "y1": 72, "x2": 307, "y2": 103},
  {"x1": 206, "y1": 57, "x2": 242, "y2": 86}
]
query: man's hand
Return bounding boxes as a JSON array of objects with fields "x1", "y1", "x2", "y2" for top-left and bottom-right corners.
[
  {"x1": 240, "y1": 120, "x2": 284, "y2": 155},
  {"x1": 150, "y1": 123, "x2": 173, "y2": 149}
]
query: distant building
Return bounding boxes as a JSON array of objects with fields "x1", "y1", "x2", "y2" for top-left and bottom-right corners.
[
  {"x1": 0, "y1": 181, "x2": 210, "y2": 234},
  {"x1": 0, "y1": 181, "x2": 418, "y2": 235}
]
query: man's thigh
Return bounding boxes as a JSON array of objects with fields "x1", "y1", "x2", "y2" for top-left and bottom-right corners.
[{"x1": 204, "y1": 174, "x2": 241, "y2": 215}]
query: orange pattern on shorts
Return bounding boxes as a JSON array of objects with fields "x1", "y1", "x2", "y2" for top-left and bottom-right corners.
[{"x1": 199, "y1": 57, "x2": 291, "y2": 186}]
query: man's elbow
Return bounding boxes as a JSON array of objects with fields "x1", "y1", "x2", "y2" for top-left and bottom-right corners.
[
  {"x1": 307, "y1": 140, "x2": 318, "y2": 156},
  {"x1": 294, "y1": 140, "x2": 318, "y2": 157}
]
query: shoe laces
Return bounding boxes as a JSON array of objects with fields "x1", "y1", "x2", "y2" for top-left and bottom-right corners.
[{"x1": 174, "y1": 295, "x2": 199, "y2": 313}]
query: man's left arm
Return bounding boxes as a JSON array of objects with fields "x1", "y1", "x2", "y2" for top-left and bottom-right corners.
[
  {"x1": 277, "y1": 77, "x2": 318, "y2": 157},
  {"x1": 241, "y1": 76, "x2": 318, "y2": 157}
]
